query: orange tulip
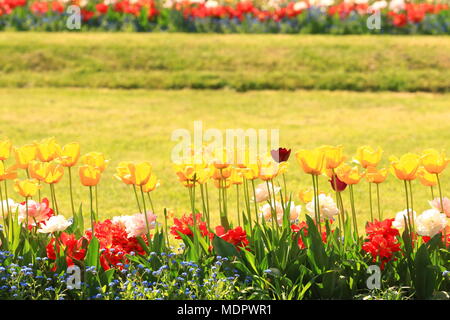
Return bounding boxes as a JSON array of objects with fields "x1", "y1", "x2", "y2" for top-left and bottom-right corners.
[
  {"x1": 60, "y1": 142, "x2": 80, "y2": 167},
  {"x1": 417, "y1": 167, "x2": 437, "y2": 187},
  {"x1": 421, "y1": 149, "x2": 449, "y2": 174},
  {"x1": 0, "y1": 138, "x2": 12, "y2": 161},
  {"x1": 36, "y1": 137, "x2": 62, "y2": 162},
  {"x1": 0, "y1": 161, "x2": 17, "y2": 181},
  {"x1": 80, "y1": 152, "x2": 109, "y2": 172},
  {"x1": 335, "y1": 164, "x2": 364, "y2": 185},
  {"x1": 355, "y1": 146, "x2": 383, "y2": 168},
  {"x1": 211, "y1": 148, "x2": 232, "y2": 169},
  {"x1": 389, "y1": 153, "x2": 420, "y2": 181},
  {"x1": 295, "y1": 148, "x2": 325, "y2": 175},
  {"x1": 79, "y1": 165, "x2": 101, "y2": 187},
  {"x1": 320, "y1": 145, "x2": 346, "y2": 169},
  {"x1": 365, "y1": 166, "x2": 388, "y2": 184},
  {"x1": 15, "y1": 144, "x2": 37, "y2": 169},
  {"x1": 14, "y1": 179, "x2": 40, "y2": 198}
]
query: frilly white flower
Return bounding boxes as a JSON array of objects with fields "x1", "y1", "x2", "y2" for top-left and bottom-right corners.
[
  {"x1": 293, "y1": 1, "x2": 308, "y2": 11},
  {"x1": 0, "y1": 199, "x2": 18, "y2": 217},
  {"x1": 416, "y1": 208, "x2": 447, "y2": 238},
  {"x1": 253, "y1": 182, "x2": 281, "y2": 203},
  {"x1": 205, "y1": 0, "x2": 218, "y2": 8},
  {"x1": 38, "y1": 215, "x2": 72, "y2": 234},
  {"x1": 392, "y1": 209, "x2": 416, "y2": 229},
  {"x1": 388, "y1": 0, "x2": 405, "y2": 12},
  {"x1": 369, "y1": 0, "x2": 388, "y2": 12},
  {"x1": 305, "y1": 193, "x2": 339, "y2": 220},
  {"x1": 260, "y1": 201, "x2": 301, "y2": 225},
  {"x1": 112, "y1": 212, "x2": 157, "y2": 238}
]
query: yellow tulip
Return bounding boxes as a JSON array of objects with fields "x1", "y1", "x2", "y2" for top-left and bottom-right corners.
[
  {"x1": 355, "y1": 146, "x2": 383, "y2": 168},
  {"x1": 114, "y1": 161, "x2": 152, "y2": 186},
  {"x1": 240, "y1": 164, "x2": 259, "y2": 180},
  {"x1": 0, "y1": 162, "x2": 17, "y2": 181},
  {"x1": 320, "y1": 145, "x2": 346, "y2": 169},
  {"x1": 295, "y1": 148, "x2": 325, "y2": 175},
  {"x1": 142, "y1": 174, "x2": 160, "y2": 193},
  {"x1": 258, "y1": 154, "x2": 287, "y2": 181},
  {"x1": 230, "y1": 168, "x2": 244, "y2": 185},
  {"x1": 60, "y1": 142, "x2": 80, "y2": 167},
  {"x1": 365, "y1": 166, "x2": 388, "y2": 184},
  {"x1": 28, "y1": 161, "x2": 48, "y2": 182},
  {"x1": 80, "y1": 152, "x2": 109, "y2": 172},
  {"x1": 15, "y1": 144, "x2": 37, "y2": 169},
  {"x1": 389, "y1": 153, "x2": 420, "y2": 181},
  {"x1": 14, "y1": 179, "x2": 40, "y2": 198},
  {"x1": 132, "y1": 162, "x2": 153, "y2": 186},
  {"x1": 79, "y1": 165, "x2": 102, "y2": 187},
  {"x1": 335, "y1": 164, "x2": 364, "y2": 185},
  {"x1": 114, "y1": 161, "x2": 134, "y2": 185},
  {"x1": 417, "y1": 167, "x2": 437, "y2": 187},
  {"x1": 421, "y1": 148, "x2": 449, "y2": 174},
  {"x1": 0, "y1": 138, "x2": 12, "y2": 161},
  {"x1": 43, "y1": 163, "x2": 64, "y2": 184},
  {"x1": 36, "y1": 137, "x2": 62, "y2": 162},
  {"x1": 298, "y1": 188, "x2": 314, "y2": 203}
]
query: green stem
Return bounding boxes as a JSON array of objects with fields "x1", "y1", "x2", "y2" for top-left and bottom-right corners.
[
  {"x1": 89, "y1": 186, "x2": 95, "y2": 232},
  {"x1": 376, "y1": 183, "x2": 382, "y2": 221},
  {"x1": 68, "y1": 167, "x2": 75, "y2": 216},
  {"x1": 349, "y1": 185, "x2": 358, "y2": 240},
  {"x1": 133, "y1": 185, "x2": 142, "y2": 213},
  {"x1": 436, "y1": 174, "x2": 445, "y2": 213},
  {"x1": 140, "y1": 185, "x2": 152, "y2": 243},
  {"x1": 147, "y1": 192, "x2": 155, "y2": 214},
  {"x1": 369, "y1": 182, "x2": 374, "y2": 222},
  {"x1": 236, "y1": 184, "x2": 241, "y2": 227},
  {"x1": 95, "y1": 185, "x2": 99, "y2": 220},
  {"x1": 250, "y1": 179, "x2": 258, "y2": 228}
]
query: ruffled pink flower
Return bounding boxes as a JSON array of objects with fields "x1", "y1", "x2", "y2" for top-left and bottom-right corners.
[
  {"x1": 18, "y1": 198, "x2": 53, "y2": 228},
  {"x1": 112, "y1": 212, "x2": 157, "y2": 238},
  {"x1": 429, "y1": 197, "x2": 450, "y2": 217}
]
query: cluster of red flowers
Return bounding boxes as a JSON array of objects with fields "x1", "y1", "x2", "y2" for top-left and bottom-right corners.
[
  {"x1": 85, "y1": 219, "x2": 147, "y2": 270},
  {"x1": 170, "y1": 213, "x2": 250, "y2": 249},
  {"x1": 47, "y1": 219, "x2": 147, "y2": 271},
  {"x1": 170, "y1": 213, "x2": 212, "y2": 239},
  {"x1": 180, "y1": 1, "x2": 308, "y2": 22},
  {"x1": 0, "y1": 0, "x2": 25, "y2": 15},
  {"x1": 362, "y1": 219, "x2": 401, "y2": 270},
  {"x1": 389, "y1": 3, "x2": 449, "y2": 27},
  {"x1": 291, "y1": 221, "x2": 328, "y2": 249},
  {"x1": 47, "y1": 233, "x2": 87, "y2": 270},
  {"x1": 30, "y1": 1, "x2": 64, "y2": 15},
  {"x1": 216, "y1": 225, "x2": 249, "y2": 249}
]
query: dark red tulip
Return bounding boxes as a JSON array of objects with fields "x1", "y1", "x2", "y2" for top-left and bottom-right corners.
[
  {"x1": 271, "y1": 148, "x2": 291, "y2": 163},
  {"x1": 329, "y1": 174, "x2": 347, "y2": 192}
]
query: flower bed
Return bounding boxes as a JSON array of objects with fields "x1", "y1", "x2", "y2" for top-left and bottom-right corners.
[
  {"x1": 0, "y1": 0, "x2": 449, "y2": 33},
  {"x1": 0, "y1": 139, "x2": 449, "y2": 299}
]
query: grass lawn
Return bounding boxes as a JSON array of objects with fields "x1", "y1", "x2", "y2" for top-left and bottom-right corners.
[
  {"x1": 0, "y1": 33, "x2": 450, "y2": 92},
  {"x1": 1, "y1": 87, "x2": 449, "y2": 230}
]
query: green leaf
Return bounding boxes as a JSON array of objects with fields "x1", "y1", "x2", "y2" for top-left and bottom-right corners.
[
  {"x1": 213, "y1": 235, "x2": 239, "y2": 257},
  {"x1": 85, "y1": 236, "x2": 100, "y2": 269},
  {"x1": 414, "y1": 244, "x2": 438, "y2": 299}
]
